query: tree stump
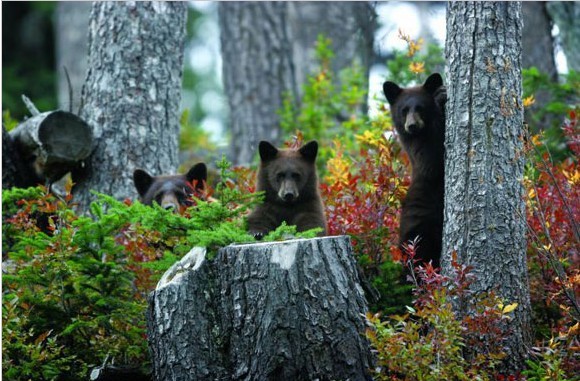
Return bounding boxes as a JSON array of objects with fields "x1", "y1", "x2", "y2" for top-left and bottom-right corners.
[
  {"x1": 9, "y1": 110, "x2": 93, "y2": 184},
  {"x1": 147, "y1": 236, "x2": 373, "y2": 381}
]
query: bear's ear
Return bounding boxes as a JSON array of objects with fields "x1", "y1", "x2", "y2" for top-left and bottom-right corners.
[
  {"x1": 259, "y1": 141, "x2": 279, "y2": 162},
  {"x1": 186, "y1": 162, "x2": 207, "y2": 189},
  {"x1": 383, "y1": 81, "x2": 402, "y2": 105},
  {"x1": 423, "y1": 73, "x2": 443, "y2": 95},
  {"x1": 133, "y1": 169, "x2": 154, "y2": 198},
  {"x1": 299, "y1": 140, "x2": 318, "y2": 163}
]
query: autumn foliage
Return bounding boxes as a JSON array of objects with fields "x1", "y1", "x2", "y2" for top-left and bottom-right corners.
[{"x1": 2, "y1": 33, "x2": 579, "y2": 380}]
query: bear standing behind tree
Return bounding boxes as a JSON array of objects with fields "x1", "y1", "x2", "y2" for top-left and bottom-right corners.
[
  {"x1": 383, "y1": 73, "x2": 446, "y2": 268},
  {"x1": 247, "y1": 140, "x2": 327, "y2": 238}
]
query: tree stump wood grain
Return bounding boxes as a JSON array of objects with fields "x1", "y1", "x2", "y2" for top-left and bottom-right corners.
[{"x1": 147, "y1": 236, "x2": 373, "y2": 381}]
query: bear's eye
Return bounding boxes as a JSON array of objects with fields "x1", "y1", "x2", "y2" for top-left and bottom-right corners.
[
  {"x1": 291, "y1": 173, "x2": 301, "y2": 181},
  {"x1": 402, "y1": 106, "x2": 409, "y2": 115},
  {"x1": 276, "y1": 173, "x2": 285, "y2": 182},
  {"x1": 415, "y1": 105, "x2": 424, "y2": 114}
]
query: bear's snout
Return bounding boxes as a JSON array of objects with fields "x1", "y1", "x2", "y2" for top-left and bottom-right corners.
[
  {"x1": 160, "y1": 193, "x2": 180, "y2": 211},
  {"x1": 278, "y1": 180, "x2": 299, "y2": 203},
  {"x1": 405, "y1": 112, "x2": 424, "y2": 134}
]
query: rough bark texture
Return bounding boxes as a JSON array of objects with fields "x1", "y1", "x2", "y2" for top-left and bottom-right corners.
[
  {"x1": 74, "y1": 2, "x2": 187, "y2": 211},
  {"x1": 444, "y1": 2, "x2": 532, "y2": 373},
  {"x1": 219, "y1": 2, "x2": 375, "y2": 165},
  {"x1": 9, "y1": 110, "x2": 93, "y2": 183},
  {"x1": 147, "y1": 237, "x2": 373, "y2": 381},
  {"x1": 218, "y1": 2, "x2": 296, "y2": 166},
  {"x1": 547, "y1": 2, "x2": 580, "y2": 72},
  {"x1": 55, "y1": 1, "x2": 91, "y2": 113}
]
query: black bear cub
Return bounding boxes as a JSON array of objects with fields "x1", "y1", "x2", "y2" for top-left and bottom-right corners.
[
  {"x1": 133, "y1": 163, "x2": 207, "y2": 214},
  {"x1": 247, "y1": 140, "x2": 327, "y2": 238},
  {"x1": 383, "y1": 73, "x2": 446, "y2": 268}
]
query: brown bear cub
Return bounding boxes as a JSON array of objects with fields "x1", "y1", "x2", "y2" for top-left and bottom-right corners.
[
  {"x1": 247, "y1": 140, "x2": 327, "y2": 238},
  {"x1": 133, "y1": 163, "x2": 207, "y2": 214},
  {"x1": 383, "y1": 73, "x2": 446, "y2": 268}
]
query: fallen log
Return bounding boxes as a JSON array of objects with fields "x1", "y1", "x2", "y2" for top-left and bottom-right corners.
[
  {"x1": 147, "y1": 236, "x2": 373, "y2": 381},
  {"x1": 9, "y1": 109, "x2": 93, "y2": 184}
]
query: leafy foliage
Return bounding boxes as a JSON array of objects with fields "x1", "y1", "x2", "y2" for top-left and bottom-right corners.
[
  {"x1": 1, "y1": 162, "x2": 261, "y2": 380},
  {"x1": 3, "y1": 27, "x2": 579, "y2": 381},
  {"x1": 366, "y1": 254, "x2": 513, "y2": 381}
]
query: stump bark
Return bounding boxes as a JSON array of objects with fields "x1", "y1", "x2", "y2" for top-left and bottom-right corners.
[{"x1": 147, "y1": 236, "x2": 373, "y2": 381}]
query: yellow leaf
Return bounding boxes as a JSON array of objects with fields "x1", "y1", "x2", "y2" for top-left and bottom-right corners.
[
  {"x1": 523, "y1": 95, "x2": 535, "y2": 108},
  {"x1": 409, "y1": 62, "x2": 425, "y2": 74},
  {"x1": 502, "y1": 303, "x2": 518, "y2": 314}
]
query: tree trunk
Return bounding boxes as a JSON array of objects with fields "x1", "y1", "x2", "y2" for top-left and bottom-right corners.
[
  {"x1": 218, "y1": 2, "x2": 297, "y2": 166},
  {"x1": 522, "y1": 2, "x2": 558, "y2": 131},
  {"x1": 444, "y1": 2, "x2": 532, "y2": 373},
  {"x1": 74, "y1": 2, "x2": 187, "y2": 211},
  {"x1": 147, "y1": 237, "x2": 373, "y2": 381},
  {"x1": 288, "y1": 2, "x2": 375, "y2": 100},
  {"x1": 219, "y1": 2, "x2": 375, "y2": 165},
  {"x1": 547, "y1": 2, "x2": 580, "y2": 73},
  {"x1": 522, "y1": 2, "x2": 557, "y2": 79},
  {"x1": 55, "y1": 1, "x2": 91, "y2": 113}
]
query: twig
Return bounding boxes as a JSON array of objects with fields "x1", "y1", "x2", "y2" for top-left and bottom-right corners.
[
  {"x1": 21, "y1": 95, "x2": 40, "y2": 116},
  {"x1": 63, "y1": 66, "x2": 73, "y2": 113}
]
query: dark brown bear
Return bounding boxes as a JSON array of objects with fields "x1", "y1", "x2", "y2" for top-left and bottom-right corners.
[
  {"x1": 383, "y1": 73, "x2": 446, "y2": 268},
  {"x1": 247, "y1": 140, "x2": 327, "y2": 238},
  {"x1": 133, "y1": 163, "x2": 207, "y2": 214}
]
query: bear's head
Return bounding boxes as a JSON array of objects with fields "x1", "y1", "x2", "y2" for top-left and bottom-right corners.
[
  {"x1": 257, "y1": 140, "x2": 319, "y2": 204},
  {"x1": 133, "y1": 162, "x2": 207, "y2": 213},
  {"x1": 383, "y1": 73, "x2": 444, "y2": 137}
]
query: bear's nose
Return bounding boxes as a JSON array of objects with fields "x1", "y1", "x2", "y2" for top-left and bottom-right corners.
[
  {"x1": 164, "y1": 203, "x2": 177, "y2": 211},
  {"x1": 283, "y1": 193, "x2": 295, "y2": 202},
  {"x1": 406, "y1": 123, "x2": 419, "y2": 133}
]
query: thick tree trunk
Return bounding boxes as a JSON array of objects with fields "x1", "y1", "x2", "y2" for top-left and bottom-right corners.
[
  {"x1": 147, "y1": 237, "x2": 373, "y2": 381},
  {"x1": 55, "y1": 1, "x2": 91, "y2": 113},
  {"x1": 74, "y1": 2, "x2": 187, "y2": 211},
  {"x1": 522, "y1": 2, "x2": 557, "y2": 79},
  {"x1": 522, "y1": 2, "x2": 558, "y2": 131},
  {"x1": 547, "y1": 2, "x2": 580, "y2": 73},
  {"x1": 444, "y1": 2, "x2": 532, "y2": 373},
  {"x1": 218, "y1": 2, "x2": 297, "y2": 165},
  {"x1": 219, "y1": 2, "x2": 375, "y2": 165}
]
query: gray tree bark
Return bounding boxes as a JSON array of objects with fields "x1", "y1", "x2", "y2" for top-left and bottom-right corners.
[
  {"x1": 218, "y1": 2, "x2": 296, "y2": 166},
  {"x1": 444, "y1": 2, "x2": 532, "y2": 373},
  {"x1": 55, "y1": 1, "x2": 91, "y2": 113},
  {"x1": 547, "y1": 2, "x2": 580, "y2": 73},
  {"x1": 219, "y1": 2, "x2": 375, "y2": 165},
  {"x1": 74, "y1": 2, "x2": 187, "y2": 211},
  {"x1": 147, "y1": 237, "x2": 373, "y2": 381}
]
